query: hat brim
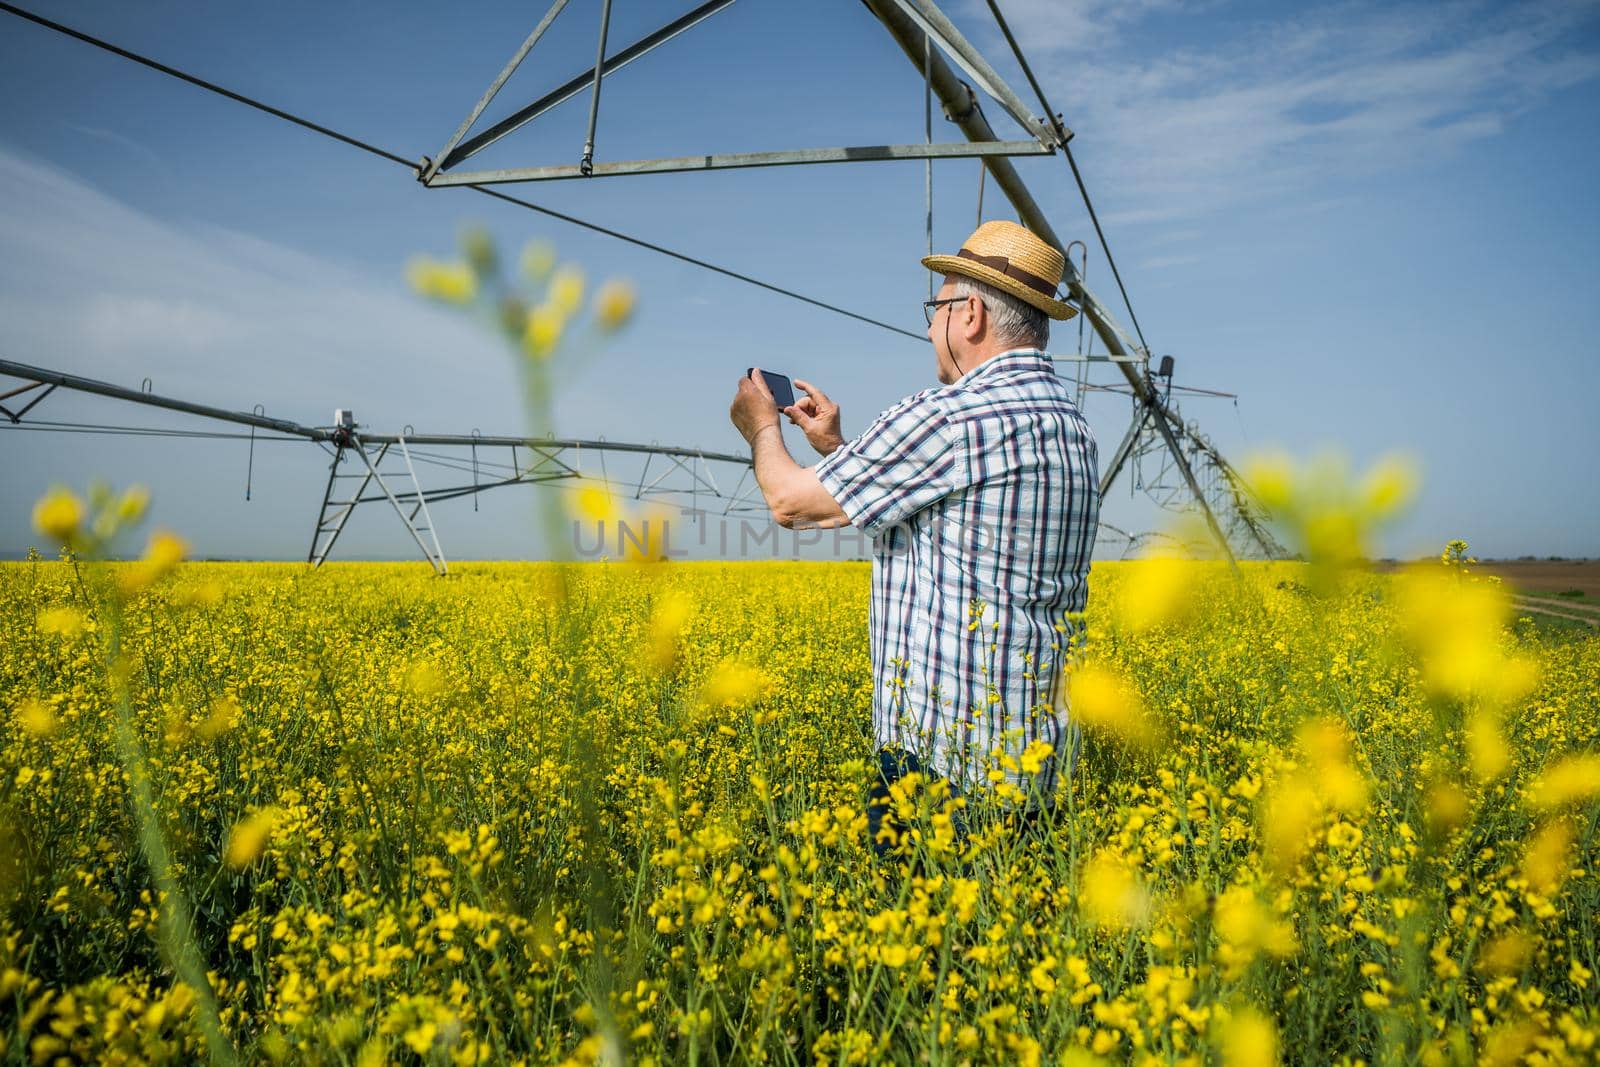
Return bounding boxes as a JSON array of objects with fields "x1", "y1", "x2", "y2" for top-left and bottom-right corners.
[{"x1": 923, "y1": 254, "x2": 1077, "y2": 321}]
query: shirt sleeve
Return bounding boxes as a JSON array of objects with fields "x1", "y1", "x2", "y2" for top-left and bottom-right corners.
[{"x1": 813, "y1": 390, "x2": 966, "y2": 538}]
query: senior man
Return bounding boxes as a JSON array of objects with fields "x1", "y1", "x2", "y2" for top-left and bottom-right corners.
[{"x1": 727, "y1": 220, "x2": 1100, "y2": 852}]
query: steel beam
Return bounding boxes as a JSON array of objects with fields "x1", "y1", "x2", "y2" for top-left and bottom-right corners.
[
  {"x1": 889, "y1": 0, "x2": 1054, "y2": 143},
  {"x1": 0, "y1": 358, "x2": 316, "y2": 438},
  {"x1": 1098, "y1": 406, "x2": 1149, "y2": 499},
  {"x1": 428, "y1": 140, "x2": 1052, "y2": 186},
  {"x1": 365, "y1": 433, "x2": 752, "y2": 467},
  {"x1": 0, "y1": 358, "x2": 755, "y2": 466},
  {"x1": 579, "y1": 0, "x2": 614, "y2": 176},
  {"x1": 398, "y1": 435, "x2": 448, "y2": 571}
]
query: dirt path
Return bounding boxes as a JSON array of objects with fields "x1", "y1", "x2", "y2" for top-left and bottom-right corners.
[{"x1": 1513, "y1": 597, "x2": 1600, "y2": 627}]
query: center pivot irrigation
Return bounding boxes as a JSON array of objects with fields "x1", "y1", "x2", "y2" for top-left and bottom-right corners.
[
  {"x1": 0, "y1": 0, "x2": 1286, "y2": 567},
  {"x1": 0, "y1": 360, "x2": 777, "y2": 575}
]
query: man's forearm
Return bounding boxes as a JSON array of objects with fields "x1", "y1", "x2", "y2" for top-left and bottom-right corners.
[
  {"x1": 747, "y1": 425, "x2": 849, "y2": 528},
  {"x1": 750, "y1": 425, "x2": 799, "y2": 509}
]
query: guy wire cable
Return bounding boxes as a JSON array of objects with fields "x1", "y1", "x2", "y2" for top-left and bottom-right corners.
[
  {"x1": 0, "y1": 1, "x2": 925, "y2": 344},
  {"x1": 982, "y1": 0, "x2": 1153, "y2": 359}
]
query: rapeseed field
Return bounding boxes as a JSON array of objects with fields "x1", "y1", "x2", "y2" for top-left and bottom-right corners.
[
  {"x1": 3, "y1": 533, "x2": 1598, "y2": 1065},
  {"x1": 5, "y1": 242, "x2": 1598, "y2": 1063}
]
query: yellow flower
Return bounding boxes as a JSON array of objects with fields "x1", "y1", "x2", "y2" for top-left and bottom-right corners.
[
  {"x1": 406, "y1": 660, "x2": 445, "y2": 698},
  {"x1": 1115, "y1": 554, "x2": 1195, "y2": 633},
  {"x1": 1358, "y1": 454, "x2": 1418, "y2": 520},
  {"x1": 1476, "y1": 930, "x2": 1531, "y2": 976},
  {"x1": 1394, "y1": 566, "x2": 1517, "y2": 705},
  {"x1": 35, "y1": 606, "x2": 86, "y2": 637},
  {"x1": 1065, "y1": 665, "x2": 1158, "y2": 748},
  {"x1": 1018, "y1": 739, "x2": 1054, "y2": 776},
  {"x1": 1217, "y1": 1005, "x2": 1279, "y2": 1067},
  {"x1": 1520, "y1": 819, "x2": 1573, "y2": 895},
  {"x1": 406, "y1": 256, "x2": 477, "y2": 304},
  {"x1": 1079, "y1": 852, "x2": 1151, "y2": 930},
  {"x1": 1526, "y1": 754, "x2": 1600, "y2": 811},
  {"x1": 698, "y1": 659, "x2": 771, "y2": 709},
  {"x1": 620, "y1": 504, "x2": 675, "y2": 565},
  {"x1": 521, "y1": 240, "x2": 556, "y2": 282},
  {"x1": 1029, "y1": 958, "x2": 1057, "y2": 995},
  {"x1": 523, "y1": 303, "x2": 565, "y2": 361},
  {"x1": 593, "y1": 278, "x2": 637, "y2": 331},
  {"x1": 1213, "y1": 887, "x2": 1297, "y2": 976},
  {"x1": 460, "y1": 226, "x2": 496, "y2": 276},
  {"x1": 1479, "y1": 1021, "x2": 1540, "y2": 1067},
  {"x1": 646, "y1": 591, "x2": 694, "y2": 671},
  {"x1": 1465, "y1": 709, "x2": 1510, "y2": 782},
  {"x1": 174, "y1": 581, "x2": 225, "y2": 609},
  {"x1": 1301, "y1": 506, "x2": 1364, "y2": 568},
  {"x1": 1060, "y1": 1052, "x2": 1110, "y2": 1067},
  {"x1": 115, "y1": 485, "x2": 151, "y2": 524},
  {"x1": 1326, "y1": 822, "x2": 1363, "y2": 850},
  {"x1": 549, "y1": 264, "x2": 585, "y2": 317},
  {"x1": 226, "y1": 806, "x2": 282, "y2": 868},
  {"x1": 196, "y1": 696, "x2": 242, "y2": 741},
  {"x1": 1295, "y1": 718, "x2": 1369, "y2": 813},
  {"x1": 14, "y1": 697, "x2": 57, "y2": 738},
  {"x1": 573, "y1": 483, "x2": 618, "y2": 524},
  {"x1": 1424, "y1": 779, "x2": 1470, "y2": 836},
  {"x1": 118, "y1": 530, "x2": 188, "y2": 596},
  {"x1": 32, "y1": 487, "x2": 85, "y2": 543},
  {"x1": 1261, "y1": 775, "x2": 1320, "y2": 873},
  {"x1": 1241, "y1": 452, "x2": 1294, "y2": 513}
]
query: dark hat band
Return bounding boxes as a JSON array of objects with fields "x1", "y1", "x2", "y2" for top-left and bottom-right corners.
[{"x1": 957, "y1": 248, "x2": 1058, "y2": 299}]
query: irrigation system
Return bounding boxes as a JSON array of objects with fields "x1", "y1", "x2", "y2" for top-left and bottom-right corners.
[{"x1": 0, "y1": 0, "x2": 1286, "y2": 572}]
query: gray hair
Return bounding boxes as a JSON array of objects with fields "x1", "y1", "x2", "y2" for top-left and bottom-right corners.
[{"x1": 950, "y1": 275, "x2": 1049, "y2": 349}]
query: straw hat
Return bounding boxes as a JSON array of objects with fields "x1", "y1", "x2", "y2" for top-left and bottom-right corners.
[{"x1": 922, "y1": 219, "x2": 1077, "y2": 321}]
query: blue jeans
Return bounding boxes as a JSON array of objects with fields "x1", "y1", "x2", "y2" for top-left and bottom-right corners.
[
  {"x1": 865, "y1": 746, "x2": 1056, "y2": 861},
  {"x1": 865, "y1": 746, "x2": 968, "y2": 860}
]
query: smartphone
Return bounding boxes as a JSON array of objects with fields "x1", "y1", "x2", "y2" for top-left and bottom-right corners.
[{"x1": 747, "y1": 367, "x2": 797, "y2": 411}]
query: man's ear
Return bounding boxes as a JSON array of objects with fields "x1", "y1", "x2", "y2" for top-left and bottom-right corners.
[{"x1": 963, "y1": 295, "x2": 985, "y2": 343}]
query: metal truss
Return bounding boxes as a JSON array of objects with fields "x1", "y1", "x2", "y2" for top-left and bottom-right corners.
[
  {"x1": 310, "y1": 432, "x2": 448, "y2": 574},
  {"x1": 1, "y1": 359, "x2": 767, "y2": 570},
  {"x1": 417, "y1": 0, "x2": 1061, "y2": 189},
  {"x1": 1099, "y1": 394, "x2": 1288, "y2": 560}
]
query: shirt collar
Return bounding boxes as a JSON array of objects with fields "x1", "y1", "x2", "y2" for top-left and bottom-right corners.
[{"x1": 949, "y1": 347, "x2": 1052, "y2": 389}]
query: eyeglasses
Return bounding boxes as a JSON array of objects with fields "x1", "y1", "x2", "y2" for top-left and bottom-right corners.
[{"x1": 922, "y1": 295, "x2": 971, "y2": 326}]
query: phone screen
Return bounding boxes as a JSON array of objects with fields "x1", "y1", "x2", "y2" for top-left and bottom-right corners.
[{"x1": 748, "y1": 368, "x2": 796, "y2": 410}]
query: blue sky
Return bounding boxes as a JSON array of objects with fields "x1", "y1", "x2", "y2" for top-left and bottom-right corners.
[{"x1": 2, "y1": 0, "x2": 1597, "y2": 561}]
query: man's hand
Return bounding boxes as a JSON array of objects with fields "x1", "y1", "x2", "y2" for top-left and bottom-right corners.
[
  {"x1": 730, "y1": 367, "x2": 781, "y2": 447},
  {"x1": 784, "y1": 379, "x2": 844, "y2": 457}
]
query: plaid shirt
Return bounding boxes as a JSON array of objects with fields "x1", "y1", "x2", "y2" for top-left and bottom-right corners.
[{"x1": 814, "y1": 348, "x2": 1099, "y2": 798}]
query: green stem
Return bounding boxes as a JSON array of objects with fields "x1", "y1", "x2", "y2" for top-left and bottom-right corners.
[{"x1": 106, "y1": 604, "x2": 237, "y2": 1065}]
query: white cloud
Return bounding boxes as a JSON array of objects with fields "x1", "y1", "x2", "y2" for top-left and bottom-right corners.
[
  {"x1": 0, "y1": 145, "x2": 521, "y2": 430},
  {"x1": 1139, "y1": 252, "x2": 1202, "y2": 270},
  {"x1": 79, "y1": 294, "x2": 239, "y2": 354},
  {"x1": 965, "y1": 0, "x2": 1600, "y2": 225},
  {"x1": 66, "y1": 124, "x2": 171, "y2": 174}
]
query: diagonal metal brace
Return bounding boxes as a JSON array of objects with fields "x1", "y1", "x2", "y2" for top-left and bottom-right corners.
[
  {"x1": 419, "y1": 0, "x2": 573, "y2": 184},
  {"x1": 888, "y1": 0, "x2": 1057, "y2": 145},
  {"x1": 0, "y1": 380, "x2": 57, "y2": 423}
]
